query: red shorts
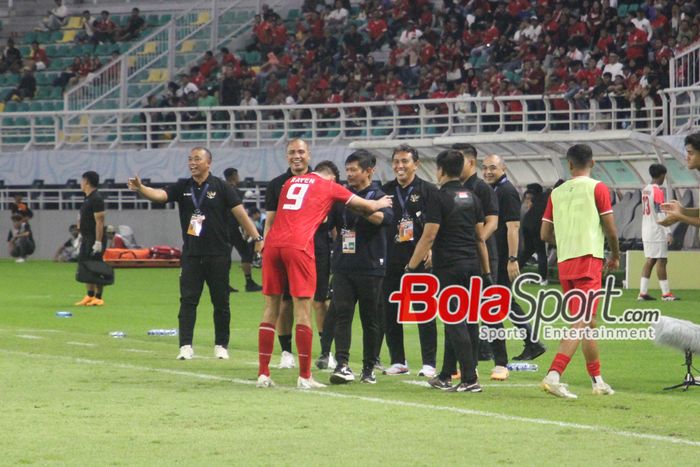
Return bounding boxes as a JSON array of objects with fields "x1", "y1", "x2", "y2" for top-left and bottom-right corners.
[
  {"x1": 560, "y1": 274, "x2": 603, "y2": 318},
  {"x1": 262, "y1": 246, "x2": 316, "y2": 298}
]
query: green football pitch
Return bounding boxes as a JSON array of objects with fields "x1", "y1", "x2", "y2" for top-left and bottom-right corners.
[{"x1": 2, "y1": 260, "x2": 700, "y2": 465}]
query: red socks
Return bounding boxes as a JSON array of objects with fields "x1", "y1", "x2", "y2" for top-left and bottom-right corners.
[
  {"x1": 548, "y1": 352, "x2": 572, "y2": 376},
  {"x1": 296, "y1": 324, "x2": 313, "y2": 379},
  {"x1": 586, "y1": 360, "x2": 601, "y2": 378},
  {"x1": 258, "y1": 322, "x2": 276, "y2": 377}
]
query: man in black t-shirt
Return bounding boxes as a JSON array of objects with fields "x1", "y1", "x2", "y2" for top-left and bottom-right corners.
[
  {"x1": 382, "y1": 144, "x2": 441, "y2": 377},
  {"x1": 454, "y1": 144, "x2": 509, "y2": 375},
  {"x1": 74, "y1": 171, "x2": 107, "y2": 307},
  {"x1": 483, "y1": 154, "x2": 546, "y2": 364},
  {"x1": 224, "y1": 167, "x2": 262, "y2": 292},
  {"x1": 407, "y1": 149, "x2": 490, "y2": 393},
  {"x1": 328, "y1": 150, "x2": 393, "y2": 385},
  {"x1": 519, "y1": 183, "x2": 549, "y2": 283},
  {"x1": 128, "y1": 147, "x2": 263, "y2": 361},
  {"x1": 7, "y1": 213, "x2": 35, "y2": 263}
]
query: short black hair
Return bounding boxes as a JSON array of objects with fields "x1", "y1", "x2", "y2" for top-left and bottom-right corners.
[
  {"x1": 566, "y1": 144, "x2": 593, "y2": 169},
  {"x1": 648, "y1": 163, "x2": 667, "y2": 179},
  {"x1": 436, "y1": 149, "x2": 464, "y2": 178},
  {"x1": 526, "y1": 183, "x2": 544, "y2": 195},
  {"x1": 392, "y1": 144, "x2": 419, "y2": 162},
  {"x1": 223, "y1": 167, "x2": 238, "y2": 179},
  {"x1": 192, "y1": 146, "x2": 212, "y2": 161},
  {"x1": 69, "y1": 224, "x2": 77, "y2": 230},
  {"x1": 451, "y1": 143, "x2": 477, "y2": 159},
  {"x1": 345, "y1": 150, "x2": 374, "y2": 171},
  {"x1": 314, "y1": 160, "x2": 340, "y2": 181},
  {"x1": 685, "y1": 132, "x2": 700, "y2": 152},
  {"x1": 82, "y1": 171, "x2": 99, "y2": 188}
]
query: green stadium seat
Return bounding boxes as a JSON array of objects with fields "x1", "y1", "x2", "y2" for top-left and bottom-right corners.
[
  {"x1": 617, "y1": 4, "x2": 628, "y2": 15},
  {"x1": 159, "y1": 14, "x2": 173, "y2": 25},
  {"x1": 49, "y1": 30, "x2": 63, "y2": 43},
  {"x1": 6, "y1": 74, "x2": 19, "y2": 86},
  {"x1": 21, "y1": 31, "x2": 36, "y2": 45},
  {"x1": 287, "y1": 9, "x2": 300, "y2": 20},
  {"x1": 35, "y1": 31, "x2": 51, "y2": 44},
  {"x1": 29, "y1": 101, "x2": 43, "y2": 112},
  {"x1": 245, "y1": 51, "x2": 261, "y2": 65},
  {"x1": 628, "y1": 3, "x2": 639, "y2": 13},
  {"x1": 50, "y1": 87, "x2": 63, "y2": 99}
]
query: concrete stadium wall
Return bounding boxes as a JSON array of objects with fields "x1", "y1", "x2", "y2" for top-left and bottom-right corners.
[{"x1": 0, "y1": 209, "x2": 207, "y2": 260}]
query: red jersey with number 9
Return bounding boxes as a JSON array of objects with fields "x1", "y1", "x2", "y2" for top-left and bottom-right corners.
[{"x1": 265, "y1": 173, "x2": 355, "y2": 255}]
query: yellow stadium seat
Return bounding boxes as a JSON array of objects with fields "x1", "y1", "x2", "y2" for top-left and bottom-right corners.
[
  {"x1": 128, "y1": 56, "x2": 137, "y2": 68},
  {"x1": 139, "y1": 42, "x2": 157, "y2": 55},
  {"x1": 160, "y1": 69, "x2": 169, "y2": 81},
  {"x1": 196, "y1": 11, "x2": 211, "y2": 25},
  {"x1": 68, "y1": 116, "x2": 88, "y2": 143},
  {"x1": 179, "y1": 40, "x2": 195, "y2": 53},
  {"x1": 58, "y1": 30, "x2": 77, "y2": 43},
  {"x1": 64, "y1": 16, "x2": 82, "y2": 29},
  {"x1": 0, "y1": 103, "x2": 5, "y2": 113},
  {"x1": 144, "y1": 68, "x2": 167, "y2": 83}
]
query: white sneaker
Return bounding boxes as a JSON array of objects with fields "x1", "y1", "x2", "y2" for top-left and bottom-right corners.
[
  {"x1": 540, "y1": 279, "x2": 549, "y2": 286},
  {"x1": 418, "y1": 365, "x2": 436, "y2": 377},
  {"x1": 592, "y1": 381, "x2": 615, "y2": 395},
  {"x1": 15, "y1": 257, "x2": 26, "y2": 263},
  {"x1": 328, "y1": 352, "x2": 337, "y2": 369},
  {"x1": 541, "y1": 374, "x2": 578, "y2": 399},
  {"x1": 214, "y1": 345, "x2": 229, "y2": 360},
  {"x1": 257, "y1": 374, "x2": 275, "y2": 388},
  {"x1": 297, "y1": 376, "x2": 327, "y2": 389},
  {"x1": 491, "y1": 365, "x2": 509, "y2": 381},
  {"x1": 383, "y1": 363, "x2": 410, "y2": 375},
  {"x1": 176, "y1": 345, "x2": 194, "y2": 360},
  {"x1": 278, "y1": 350, "x2": 296, "y2": 369}
]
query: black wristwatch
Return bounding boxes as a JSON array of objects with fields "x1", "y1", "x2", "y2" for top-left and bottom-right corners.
[
  {"x1": 508, "y1": 256, "x2": 518, "y2": 262},
  {"x1": 404, "y1": 265, "x2": 416, "y2": 273},
  {"x1": 254, "y1": 235, "x2": 264, "y2": 243}
]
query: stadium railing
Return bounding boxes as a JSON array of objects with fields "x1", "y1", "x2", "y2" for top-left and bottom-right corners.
[
  {"x1": 2, "y1": 87, "x2": 699, "y2": 151},
  {"x1": 0, "y1": 186, "x2": 267, "y2": 211},
  {"x1": 670, "y1": 39, "x2": 700, "y2": 88}
]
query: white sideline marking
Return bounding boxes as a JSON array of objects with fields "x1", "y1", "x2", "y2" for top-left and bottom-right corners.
[
  {"x1": 124, "y1": 349, "x2": 155, "y2": 354},
  {"x1": 5, "y1": 349, "x2": 700, "y2": 448},
  {"x1": 66, "y1": 341, "x2": 97, "y2": 347},
  {"x1": 403, "y1": 380, "x2": 539, "y2": 388},
  {"x1": 16, "y1": 335, "x2": 43, "y2": 340}
]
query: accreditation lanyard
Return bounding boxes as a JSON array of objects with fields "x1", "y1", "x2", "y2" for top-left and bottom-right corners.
[
  {"x1": 395, "y1": 185, "x2": 415, "y2": 243},
  {"x1": 187, "y1": 183, "x2": 209, "y2": 237},
  {"x1": 341, "y1": 190, "x2": 375, "y2": 254},
  {"x1": 493, "y1": 176, "x2": 508, "y2": 192}
]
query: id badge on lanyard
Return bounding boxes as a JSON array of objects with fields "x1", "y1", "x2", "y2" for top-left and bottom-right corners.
[
  {"x1": 341, "y1": 228, "x2": 356, "y2": 254},
  {"x1": 187, "y1": 183, "x2": 209, "y2": 237},
  {"x1": 395, "y1": 185, "x2": 415, "y2": 243}
]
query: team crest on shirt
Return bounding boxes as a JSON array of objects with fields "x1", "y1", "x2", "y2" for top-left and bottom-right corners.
[
  {"x1": 409, "y1": 193, "x2": 420, "y2": 203},
  {"x1": 206, "y1": 191, "x2": 217, "y2": 199}
]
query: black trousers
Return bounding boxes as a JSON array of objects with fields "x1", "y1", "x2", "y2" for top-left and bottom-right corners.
[
  {"x1": 383, "y1": 266, "x2": 437, "y2": 367},
  {"x1": 496, "y1": 256, "x2": 535, "y2": 345},
  {"x1": 434, "y1": 265, "x2": 479, "y2": 384},
  {"x1": 477, "y1": 256, "x2": 509, "y2": 367},
  {"x1": 332, "y1": 272, "x2": 383, "y2": 369},
  {"x1": 179, "y1": 255, "x2": 231, "y2": 347},
  {"x1": 518, "y1": 227, "x2": 548, "y2": 280}
]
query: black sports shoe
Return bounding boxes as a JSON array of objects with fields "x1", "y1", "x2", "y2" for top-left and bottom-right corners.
[
  {"x1": 360, "y1": 368, "x2": 376, "y2": 384},
  {"x1": 428, "y1": 375, "x2": 452, "y2": 390},
  {"x1": 513, "y1": 342, "x2": 547, "y2": 361},
  {"x1": 637, "y1": 293, "x2": 656, "y2": 301},
  {"x1": 316, "y1": 353, "x2": 330, "y2": 370},
  {"x1": 447, "y1": 381, "x2": 482, "y2": 393},
  {"x1": 245, "y1": 281, "x2": 263, "y2": 292},
  {"x1": 330, "y1": 364, "x2": 355, "y2": 384},
  {"x1": 228, "y1": 286, "x2": 239, "y2": 293}
]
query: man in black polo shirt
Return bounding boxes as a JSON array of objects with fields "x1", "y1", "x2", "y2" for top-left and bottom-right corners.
[
  {"x1": 74, "y1": 171, "x2": 107, "y2": 307},
  {"x1": 223, "y1": 167, "x2": 262, "y2": 292},
  {"x1": 382, "y1": 144, "x2": 441, "y2": 377},
  {"x1": 454, "y1": 144, "x2": 509, "y2": 378},
  {"x1": 128, "y1": 147, "x2": 262, "y2": 360},
  {"x1": 407, "y1": 149, "x2": 491, "y2": 392},
  {"x1": 264, "y1": 138, "x2": 335, "y2": 369},
  {"x1": 329, "y1": 150, "x2": 393, "y2": 385},
  {"x1": 483, "y1": 154, "x2": 546, "y2": 365}
]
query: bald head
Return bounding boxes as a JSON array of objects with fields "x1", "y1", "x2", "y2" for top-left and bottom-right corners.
[{"x1": 482, "y1": 154, "x2": 506, "y2": 185}]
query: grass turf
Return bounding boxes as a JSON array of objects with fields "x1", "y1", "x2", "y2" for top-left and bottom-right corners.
[{"x1": 2, "y1": 260, "x2": 700, "y2": 465}]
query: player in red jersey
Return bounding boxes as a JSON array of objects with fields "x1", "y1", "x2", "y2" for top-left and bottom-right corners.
[{"x1": 257, "y1": 162, "x2": 392, "y2": 389}]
